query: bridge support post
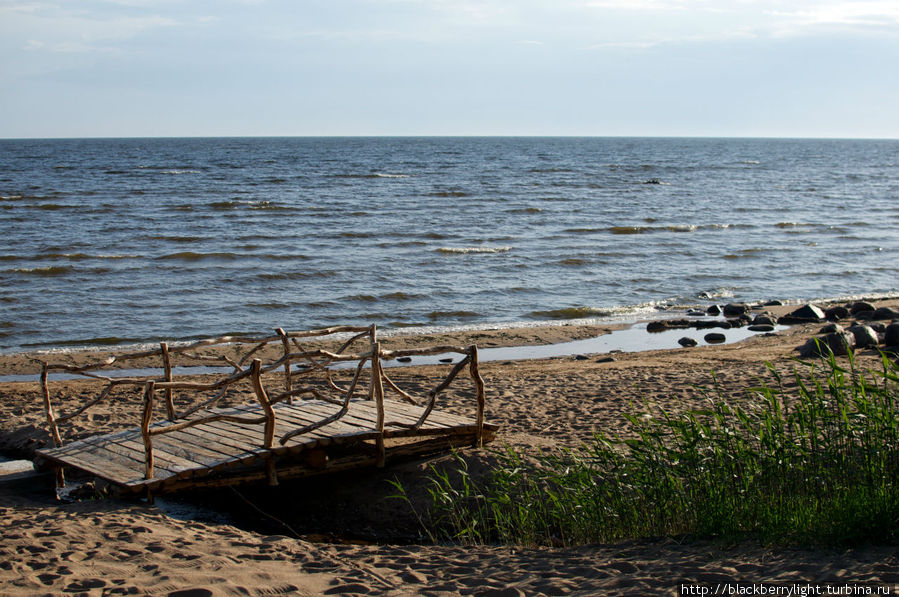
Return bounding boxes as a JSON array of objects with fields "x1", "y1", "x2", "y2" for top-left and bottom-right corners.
[{"x1": 251, "y1": 359, "x2": 279, "y2": 486}]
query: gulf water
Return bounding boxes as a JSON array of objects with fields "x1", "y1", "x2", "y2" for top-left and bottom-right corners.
[{"x1": 2, "y1": 137, "x2": 897, "y2": 353}]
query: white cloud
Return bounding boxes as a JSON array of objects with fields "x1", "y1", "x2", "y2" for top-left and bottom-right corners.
[
  {"x1": 584, "y1": 0, "x2": 689, "y2": 9},
  {"x1": 2, "y1": 4, "x2": 180, "y2": 54},
  {"x1": 772, "y1": 1, "x2": 899, "y2": 31}
]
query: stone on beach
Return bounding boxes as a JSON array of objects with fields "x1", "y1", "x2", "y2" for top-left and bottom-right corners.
[
  {"x1": 751, "y1": 314, "x2": 777, "y2": 327},
  {"x1": 825, "y1": 305, "x2": 850, "y2": 321},
  {"x1": 798, "y1": 331, "x2": 856, "y2": 357},
  {"x1": 850, "y1": 301, "x2": 876, "y2": 314},
  {"x1": 779, "y1": 304, "x2": 826, "y2": 324},
  {"x1": 847, "y1": 325, "x2": 880, "y2": 349},
  {"x1": 873, "y1": 306, "x2": 899, "y2": 320},
  {"x1": 886, "y1": 323, "x2": 899, "y2": 348}
]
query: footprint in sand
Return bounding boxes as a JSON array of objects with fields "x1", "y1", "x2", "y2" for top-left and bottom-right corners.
[{"x1": 167, "y1": 590, "x2": 213, "y2": 597}]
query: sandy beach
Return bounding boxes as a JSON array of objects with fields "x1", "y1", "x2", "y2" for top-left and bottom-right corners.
[{"x1": 2, "y1": 299, "x2": 899, "y2": 596}]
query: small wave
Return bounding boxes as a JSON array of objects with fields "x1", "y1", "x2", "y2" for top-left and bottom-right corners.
[
  {"x1": 345, "y1": 294, "x2": 378, "y2": 302},
  {"x1": 530, "y1": 306, "x2": 610, "y2": 319},
  {"x1": 37, "y1": 252, "x2": 137, "y2": 261},
  {"x1": 0, "y1": 195, "x2": 24, "y2": 201},
  {"x1": 136, "y1": 164, "x2": 202, "y2": 174},
  {"x1": 559, "y1": 258, "x2": 587, "y2": 266},
  {"x1": 358, "y1": 312, "x2": 395, "y2": 320},
  {"x1": 697, "y1": 289, "x2": 736, "y2": 300},
  {"x1": 722, "y1": 249, "x2": 765, "y2": 260},
  {"x1": 47, "y1": 336, "x2": 145, "y2": 348},
  {"x1": 257, "y1": 271, "x2": 336, "y2": 280},
  {"x1": 529, "y1": 167, "x2": 575, "y2": 173},
  {"x1": 32, "y1": 203, "x2": 76, "y2": 211},
  {"x1": 332, "y1": 172, "x2": 410, "y2": 179},
  {"x1": 157, "y1": 252, "x2": 238, "y2": 261},
  {"x1": 608, "y1": 226, "x2": 649, "y2": 235},
  {"x1": 209, "y1": 199, "x2": 288, "y2": 211},
  {"x1": 437, "y1": 246, "x2": 512, "y2": 255},
  {"x1": 143, "y1": 235, "x2": 202, "y2": 243},
  {"x1": 336, "y1": 231, "x2": 376, "y2": 239},
  {"x1": 427, "y1": 190, "x2": 470, "y2": 197},
  {"x1": 738, "y1": 160, "x2": 761, "y2": 165},
  {"x1": 381, "y1": 291, "x2": 420, "y2": 301},
  {"x1": 11, "y1": 265, "x2": 72, "y2": 276},
  {"x1": 608, "y1": 224, "x2": 700, "y2": 235},
  {"x1": 380, "y1": 240, "x2": 427, "y2": 248},
  {"x1": 248, "y1": 302, "x2": 291, "y2": 310},
  {"x1": 427, "y1": 310, "x2": 480, "y2": 320},
  {"x1": 507, "y1": 207, "x2": 543, "y2": 214}
]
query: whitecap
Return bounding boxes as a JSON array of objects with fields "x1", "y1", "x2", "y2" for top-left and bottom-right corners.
[{"x1": 436, "y1": 246, "x2": 512, "y2": 254}]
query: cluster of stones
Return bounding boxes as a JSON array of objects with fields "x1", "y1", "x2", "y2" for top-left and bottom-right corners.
[
  {"x1": 647, "y1": 301, "x2": 783, "y2": 347},
  {"x1": 788, "y1": 301, "x2": 899, "y2": 358}
]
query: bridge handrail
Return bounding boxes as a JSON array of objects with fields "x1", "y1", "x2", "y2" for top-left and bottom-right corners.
[{"x1": 37, "y1": 324, "x2": 486, "y2": 484}]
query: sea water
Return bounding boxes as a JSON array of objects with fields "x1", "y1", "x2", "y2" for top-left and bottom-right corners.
[{"x1": 1, "y1": 137, "x2": 897, "y2": 353}]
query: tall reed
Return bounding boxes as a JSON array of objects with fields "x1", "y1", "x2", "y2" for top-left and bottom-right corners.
[{"x1": 392, "y1": 350, "x2": 899, "y2": 546}]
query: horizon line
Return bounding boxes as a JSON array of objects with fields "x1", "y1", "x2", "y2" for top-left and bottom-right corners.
[{"x1": 3, "y1": 134, "x2": 899, "y2": 142}]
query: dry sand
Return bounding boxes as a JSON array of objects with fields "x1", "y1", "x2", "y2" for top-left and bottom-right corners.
[{"x1": 2, "y1": 299, "x2": 898, "y2": 596}]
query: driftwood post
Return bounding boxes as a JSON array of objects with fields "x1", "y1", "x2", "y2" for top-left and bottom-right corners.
[
  {"x1": 40, "y1": 363, "x2": 65, "y2": 487},
  {"x1": 141, "y1": 381, "x2": 156, "y2": 480},
  {"x1": 160, "y1": 342, "x2": 175, "y2": 421},
  {"x1": 250, "y1": 359, "x2": 278, "y2": 485},
  {"x1": 276, "y1": 328, "x2": 293, "y2": 405},
  {"x1": 468, "y1": 346, "x2": 486, "y2": 447},
  {"x1": 40, "y1": 363, "x2": 63, "y2": 448},
  {"x1": 370, "y1": 342, "x2": 386, "y2": 467}
]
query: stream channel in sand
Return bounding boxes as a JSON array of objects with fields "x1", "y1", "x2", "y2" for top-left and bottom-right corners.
[{"x1": 0, "y1": 321, "x2": 786, "y2": 384}]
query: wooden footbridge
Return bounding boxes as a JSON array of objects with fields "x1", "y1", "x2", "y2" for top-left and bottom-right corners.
[{"x1": 33, "y1": 325, "x2": 496, "y2": 497}]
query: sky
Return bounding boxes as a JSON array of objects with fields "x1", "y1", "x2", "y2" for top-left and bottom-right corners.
[{"x1": 1, "y1": 0, "x2": 898, "y2": 138}]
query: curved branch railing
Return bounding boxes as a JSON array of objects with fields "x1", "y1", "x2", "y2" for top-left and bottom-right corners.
[{"x1": 37, "y1": 324, "x2": 487, "y2": 485}]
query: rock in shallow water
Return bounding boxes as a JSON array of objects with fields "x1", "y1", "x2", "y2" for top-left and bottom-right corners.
[{"x1": 723, "y1": 303, "x2": 750, "y2": 316}]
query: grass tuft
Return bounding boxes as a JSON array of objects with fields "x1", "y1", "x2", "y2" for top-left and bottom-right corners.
[{"x1": 392, "y1": 350, "x2": 899, "y2": 546}]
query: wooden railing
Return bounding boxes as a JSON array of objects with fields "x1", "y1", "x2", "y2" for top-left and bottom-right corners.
[{"x1": 38, "y1": 324, "x2": 486, "y2": 484}]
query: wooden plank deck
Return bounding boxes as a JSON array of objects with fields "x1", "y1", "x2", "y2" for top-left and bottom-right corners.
[{"x1": 34, "y1": 398, "x2": 497, "y2": 495}]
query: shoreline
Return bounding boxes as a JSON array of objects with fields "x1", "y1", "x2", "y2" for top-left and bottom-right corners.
[
  {"x1": 6, "y1": 291, "x2": 899, "y2": 357},
  {"x1": 5, "y1": 294, "x2": 898, "y2": 378}
]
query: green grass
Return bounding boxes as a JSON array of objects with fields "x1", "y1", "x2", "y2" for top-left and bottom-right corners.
[{"x1": 391, "y1": 349, "x2": 899, "y2": 546}]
